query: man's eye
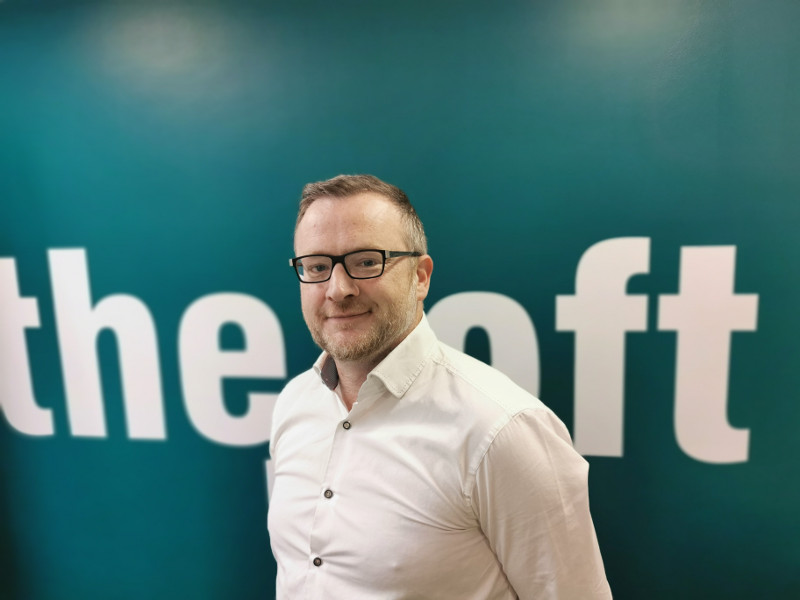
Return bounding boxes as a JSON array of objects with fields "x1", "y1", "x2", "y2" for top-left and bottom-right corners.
[
  {"x1": 304, "y1": 262, "x2": 330, "y2": 274},
  {"x1": 358, "y1": 259, "x2": 378, "y2": 268}
]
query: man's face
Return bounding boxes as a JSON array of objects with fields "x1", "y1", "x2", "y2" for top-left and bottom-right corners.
[{"x1": 294, "y1": 192, "x2": 430, "y2": 365}]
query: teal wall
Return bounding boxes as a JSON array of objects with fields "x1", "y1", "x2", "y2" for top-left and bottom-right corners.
[{"x1": 1, "y1": 1, "x2": 798, "y2": 598}]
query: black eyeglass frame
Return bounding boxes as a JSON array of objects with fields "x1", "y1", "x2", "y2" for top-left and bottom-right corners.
[{"x1": 289, "y1": 249, "x2": 422, "y2": 283}]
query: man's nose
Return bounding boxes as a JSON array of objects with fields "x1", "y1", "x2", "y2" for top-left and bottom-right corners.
[{"x1": 326, "y1": 262, "x2": 359, "y2": 301}]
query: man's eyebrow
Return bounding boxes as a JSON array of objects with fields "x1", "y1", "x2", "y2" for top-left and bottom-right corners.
[{"x1": 296, "y1": 247, "x2": 382, "y2": 256}]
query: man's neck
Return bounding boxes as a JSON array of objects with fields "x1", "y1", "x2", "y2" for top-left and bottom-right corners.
[
  {"x1": 332, "y1": 312, "x2": 424, "y2": 410},
  {"x1": 334, "y1": 348, "x2": 391, "y2": 411}
]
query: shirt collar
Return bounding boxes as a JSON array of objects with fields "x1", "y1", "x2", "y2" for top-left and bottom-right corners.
[
  {"x1": 312, "y1": 314, "x2": 439, "y2": 397},
  {"x1": 313, "y1": 351, "x2": 340, "y2": 390}
]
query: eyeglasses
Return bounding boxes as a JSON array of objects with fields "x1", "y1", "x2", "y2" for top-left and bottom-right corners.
[{"x1": 289, "y1": 249, "x2": 422, "y2": 283}]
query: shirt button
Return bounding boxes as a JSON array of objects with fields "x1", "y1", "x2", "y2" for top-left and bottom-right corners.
[
  {"x1": 342, "y1": 421, "x2": 351, "y2": 430},
  {"x1": 313, "y1": 557, "x2": 322, "y2": 567},
  {"x1": 324, "y1": 489, "x2": 333, "y2": 499}
]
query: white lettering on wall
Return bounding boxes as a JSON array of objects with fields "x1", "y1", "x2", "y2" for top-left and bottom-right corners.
[
  {"x1": 49, "y1": 249, "x2": 166, "y2": 439},
  {"x1": 556, "y1": 237, "x2": 650, "y2": 457},
  {"x1": 428, "y1": 291, "x2": 540, "y2": 397},
  {"x1": 0, "y1": 258, "x2": 53, "y2": 435},
  {"x1": 178, "y1": 293, "x2": 285, "y2": 446},
  {"x1": 0, "y1": 243, "x2": 759, "y2": 464},
  {"x1": 658, "y1": 246, "x2": 758, "y2": 463}
]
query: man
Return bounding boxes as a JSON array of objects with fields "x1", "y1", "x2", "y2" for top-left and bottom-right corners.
[{"x1": 268, "y1": 174, "x2": 612, "y2": 599}]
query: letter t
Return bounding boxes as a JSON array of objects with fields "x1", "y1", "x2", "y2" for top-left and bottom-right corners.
[
  {"x1": 0, "y1": 257, "x2": 54, "y2": 435},
  {"x1": 659, "y1": 246, "x2": 758, "y2": 463}
]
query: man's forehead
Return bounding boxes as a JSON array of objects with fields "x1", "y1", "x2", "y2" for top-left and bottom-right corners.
[
  {"x1": 294, "y1": 193, "x2": 405, "y2": 253},
  {"x1": 308, "y1": 191, "x2": 396, "y2": 215}
]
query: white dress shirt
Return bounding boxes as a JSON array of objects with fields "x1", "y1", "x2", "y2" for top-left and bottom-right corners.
[{"x1": 268, "y1": 316, "x2": 612, "y2": 599}]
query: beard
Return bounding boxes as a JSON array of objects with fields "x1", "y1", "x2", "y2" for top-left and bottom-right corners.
[{"x1": 305, "y1": 278, "x2": 419, "y2": 364}]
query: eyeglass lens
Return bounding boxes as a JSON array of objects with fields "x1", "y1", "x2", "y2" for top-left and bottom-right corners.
[{"x1": 297, "y1": 250, "x2": 384, "y2": 282}]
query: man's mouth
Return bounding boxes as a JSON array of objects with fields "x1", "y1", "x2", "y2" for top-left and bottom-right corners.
[{"x1": 326, "y1": 310, "x2": 369, "y2": 321}]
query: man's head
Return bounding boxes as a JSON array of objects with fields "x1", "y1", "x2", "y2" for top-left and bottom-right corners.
[
  {"x1": 293, "y1": 174, "x2": 433, "y2": 367},
  {"x1": 297, "y1": 174, "x2": 428, "y2": 255}
]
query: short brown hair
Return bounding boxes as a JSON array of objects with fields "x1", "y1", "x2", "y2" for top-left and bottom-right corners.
[{"x1": 296, "y1": 174, "x2": 428, "y2": 254}]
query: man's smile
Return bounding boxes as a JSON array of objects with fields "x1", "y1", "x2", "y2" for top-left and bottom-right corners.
[{"x1": 325, "y1": 311, "x2": 370, "y2": 322}]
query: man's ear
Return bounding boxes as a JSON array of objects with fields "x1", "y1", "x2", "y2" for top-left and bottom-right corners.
[{"x1": 415, "y1": 255, "x2": 434, "y2": 301}]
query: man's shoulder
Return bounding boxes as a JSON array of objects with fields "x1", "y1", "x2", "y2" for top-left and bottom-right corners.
[{"x1": 429, "y1": 340, "x2": 546, "y2": 417}]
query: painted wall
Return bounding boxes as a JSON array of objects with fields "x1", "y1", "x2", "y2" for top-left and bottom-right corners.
[{"x1": 1, "y1": 1, "x2": 798, "y2": 598}]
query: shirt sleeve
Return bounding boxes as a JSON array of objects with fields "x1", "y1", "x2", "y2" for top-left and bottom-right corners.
[{"x1": 471, "y1": 408, "x2": 613, "y2": 600}]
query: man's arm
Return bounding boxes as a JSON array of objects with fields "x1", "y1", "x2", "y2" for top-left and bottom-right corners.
[{"x1": 472, "y1": 408, "x2": 612, "y2": 599}]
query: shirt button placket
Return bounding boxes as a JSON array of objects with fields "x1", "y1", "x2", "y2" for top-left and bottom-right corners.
[{"x1": 310, "y1": 420, "x2": 348, "y2": 576}]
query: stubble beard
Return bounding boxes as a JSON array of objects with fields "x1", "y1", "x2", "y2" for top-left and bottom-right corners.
[{"x1": 307, "y1": 282, "x2": 419, "y2": 364}]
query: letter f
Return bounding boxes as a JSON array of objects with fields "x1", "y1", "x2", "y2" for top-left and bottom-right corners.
[{"x1": 556, "y1": 237, "x2": 650, "y2": 456}]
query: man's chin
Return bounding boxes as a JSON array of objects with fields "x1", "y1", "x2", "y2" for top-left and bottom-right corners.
[{"x1": 322, "y1": 332, "x2": 371, "y2": 360}]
